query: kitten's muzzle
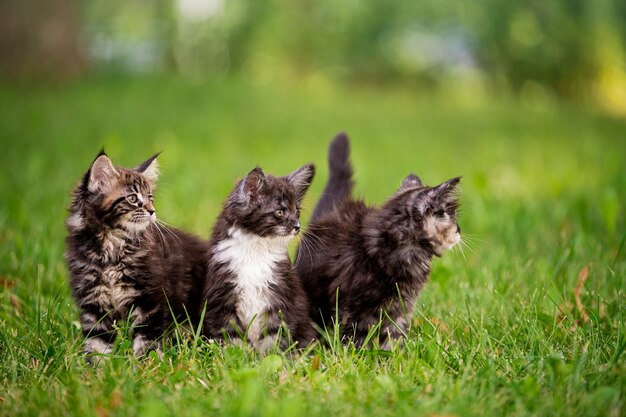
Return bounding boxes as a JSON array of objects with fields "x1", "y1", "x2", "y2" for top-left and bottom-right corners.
[{"x1": 144, "y1": 201, "x2": 155, "y2": 215}]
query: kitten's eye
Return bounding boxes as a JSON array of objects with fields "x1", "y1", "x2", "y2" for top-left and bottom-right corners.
[
  {"x1": 127, "y1": 194, "x2": 138, "y2": 204},
  {"x1": 148, "y1": 194, "x2": 154, "y2": 202},
  {"x1": 274, "y1": 209, "x2": 285, "y2": 218}
]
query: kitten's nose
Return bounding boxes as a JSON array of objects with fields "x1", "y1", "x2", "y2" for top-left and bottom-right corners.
[
  {"x1": 145, "y1": 202, "x2": 155, "y2": 215},
  {"x1": 456, "y1": 224, "x2": 461, "y2": 233},
  {"x1": 293, "y1": 222, "x2": 301, "y2": 233}
]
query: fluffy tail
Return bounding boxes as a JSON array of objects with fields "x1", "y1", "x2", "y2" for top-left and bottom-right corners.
[{"x1": 310, "y1": 132, "x2": 354, "y2": 222}]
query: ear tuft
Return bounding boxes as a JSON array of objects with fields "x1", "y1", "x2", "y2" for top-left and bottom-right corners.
[
  {"x1": 433, "y1": 176, "x2": 461, "y2": 209},
  {"x1": 415, "y1": 176, "x2": 461, "y2": 214},
  {"x1": 239, "y1": 167, "x2": 266, "y2": 202},
  {"x1": 88, "y1": 155, "x2": 119, "y2": 193},
  {"x1": 136, "y1": 152, "x2": 161, "y2": 184},
  {"x1": 445, "y1": 176, "x2": 462, "y2": 187},
  {"x1": 435, "y1": 176, "x2": 461, "y2": 196},
  {"x1": 288, "y1": 163, "x2": 315, "y2": 201}
]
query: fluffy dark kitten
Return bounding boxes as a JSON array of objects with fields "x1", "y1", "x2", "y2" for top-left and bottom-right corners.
[
  {"x1": 202, "y1": 164, "x2": 316, "y2": 352},
  {"x1": 65, "y1": 151, "x2": 209, "y2": 361},
  {"x1": 297, "y1": 133, "x2": 461, "y2": 348}
]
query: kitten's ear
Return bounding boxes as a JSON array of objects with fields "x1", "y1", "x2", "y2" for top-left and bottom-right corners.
[
  {"x1": 417, "y1": 177, "x2": 461, "y2": 214},
  {"x1": 239, "y1": 167, "x2": 266, "y2": 202},
  {"x1": 88, "y1": 154, "x2": 119, "y2": 193},
  {"x1": 135, "y1": 152, "x2": 161, "y2": 185},
  {"x1": 430, "y1": 176, "x2": 461, "y2": 210},
  {"x1": 400, "y1": 173, "x2": 422, "y2": 190},
  {"x1": 288, "y1": 163, "x2": 315, "y2": 201},
  {"x1": 435, "y1": 176, "x2": 461, "y2": 195}
]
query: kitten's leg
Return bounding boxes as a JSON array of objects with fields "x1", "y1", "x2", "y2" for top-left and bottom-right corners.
[
  {"x1": 130, "y1": 305, "x2": 163, "y2": 357},
  {"x1": 255, "y1": 310, "x2": 289, "y2": 354},
  {"x1": 380, "y1": 316, "x2": 408, "y2": 350},
  {"x1": 336, "y1": 308, "x2": 368, "y2": 347},
  {"x1": 132, "y1": 333, "x2": 162, "y2": 358},
  {"x1": 380, "y1": 324, "x2": 404, "y2": 350},
  {"x1": 256, "y1": 331, "x2": 282, "y2": 354},
  {"x1": 203, "y1": 299, "x2": 244, "y2": 347},
  {"x1": 80, "y1": 308, "x2": 115, "y2": 364},
  {"x1": 220, "y1": 325, "x2": 247, "y2": 347},
  {"x1": 347, "y1": 327, "x2": 369, "y2": 348},
  {"x1": 344, "y1": 319, "x2": 379, "y2": 349},
  {"x1": 201, "y1": 313, "x2": 249, "y2": 351}
]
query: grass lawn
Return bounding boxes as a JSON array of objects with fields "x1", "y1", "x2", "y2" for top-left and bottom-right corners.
[{"x1": 0, "y1": 75, "x2": 624, "y2": 417}]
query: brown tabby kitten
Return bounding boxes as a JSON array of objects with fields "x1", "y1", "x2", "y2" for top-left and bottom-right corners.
[
  {"x1": 201, "y1": 164, "x2": 316, "y2": 352},
  {"x1": 65, "y1": 151, "x2": 209, "y2": 362},
  {"x1": 297, "y1": 133, "x2": 462, "y2": 348}
]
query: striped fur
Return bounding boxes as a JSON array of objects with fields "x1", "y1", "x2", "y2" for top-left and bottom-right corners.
[
  {"x1": 201, "y1": 165, "x2": 316, "y2": 352},
  {"x1": 297, "y1": 134, "x2": 462, "y2": 347},
  {"x1": 65, "y1": 151, "x2": 209, "y2": 362}
]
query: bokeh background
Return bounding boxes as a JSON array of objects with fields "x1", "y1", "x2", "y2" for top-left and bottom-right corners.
[
  {"x1": 2, "y1": 0, "x2": 626, "y2": 110},
  {"x1": 1, "y1": 0, "x2": 625, "y2": 232},
  {"x1": 0, "y1": 2, "x2": 625, "y2": 416}
]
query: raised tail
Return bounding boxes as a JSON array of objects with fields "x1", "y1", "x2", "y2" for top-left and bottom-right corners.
[{"x1": 310, "y1": 132, "x2": 354, "y2": 222}]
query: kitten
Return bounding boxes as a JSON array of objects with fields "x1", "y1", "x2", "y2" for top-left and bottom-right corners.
[
  {"x1": 297, "y1": 133, "x2": 461, "y2": 348},
  {"x1": 202, "y1": 164, "x2": 316, "y2": 352},
  {"x1": 65, "y1": 150, "x2": 209, "y2": 362}
]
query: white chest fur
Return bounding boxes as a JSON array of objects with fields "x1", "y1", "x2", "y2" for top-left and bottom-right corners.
[{"x1": 213, "y1": 227, "x2": 290, "y2": 341}]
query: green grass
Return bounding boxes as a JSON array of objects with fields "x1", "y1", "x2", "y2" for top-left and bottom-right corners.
[{"x1": 0, "y1": 75, "x2": 624, "y2": 417}]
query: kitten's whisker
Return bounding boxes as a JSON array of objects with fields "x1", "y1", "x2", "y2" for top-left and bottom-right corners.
[
  {"x1": 155, "y1": 220, "x2": 183, "y2": 245},
  {"x1": 159, "y1": 226, "x2": 182, "y2": 246},
  {"x1": 155, "y1": 220, "x2": 180, "y2": 237},
  {"x1": 458, "y1": 237, "x2": 478, "y2": 256},
  {"x1": 460, "y1": 233, "x2": 485, "y2": 244},
  {"x1": 312, "y1": 236, "x2": 332, "y2": 255},
  {"x1": 455, "y1": 240, "x2": 468, "y2": 263},
  {"x1": 294, "y1": 242, "x2": 303, "y2": 266},
  {"x1": 463, "y1": 242, "x2": 476, "y2": 255},
  {"x1": 458, "y1": 238, "x2": 475, "y2": 258},
  {"x1": 258, "y1": 225, "x2": 277, "y2": 238},
  {"x1": 154, "y1": 218, "x2": 181, "y2": 232},
  {"x1": 152, "y1": 223, "x2": 169, "y2": 252},
  {"x1": 308, "y1": 225, "x2": 336, "y2": 230},
  {"x1": 294, "y1": 238, "x2": 308, "y2": 267},
  {"x1": 299, "y1": 238, "x2": 315, "y2": 269},
  {"x1": 297, "y1": 233, "x2": 323, "y2": 268},
  {"x1": 301, "y1": 232, "x2": 330, "y2": 255}
]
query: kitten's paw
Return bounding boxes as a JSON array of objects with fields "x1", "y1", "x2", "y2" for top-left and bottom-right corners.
[
  {"x1": 228, "y1": 336, "x2": 245, "y2": 347},
  {"x1": 255, "y1": 334, "x2": 280, "y2": 355},
  {"x1": 132, "y1": 334, "x2": 161, "y2": 358},
  {"x1": 84, "y1": 353, "x2": 110, "y2": 367},
  {"x1": 84, "y1": 337, "x2": 113, "y2": 366}
]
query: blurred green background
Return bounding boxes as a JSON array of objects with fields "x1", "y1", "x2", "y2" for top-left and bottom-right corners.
[
  {"x1": 2, "y1": 0, "x2": 626, "y2": 112},
  {"x1": 1, "y1": 2, "x2": 625, "y2": 417}
]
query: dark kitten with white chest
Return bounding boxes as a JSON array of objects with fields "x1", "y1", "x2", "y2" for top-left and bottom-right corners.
[
  {"x1": 65, "y1": 151, "x2": 209, "y2": 361},
  {"x1": 202, "y1": 164, "x2": 316, "y2": 352},
  {"x1": 297, "y1": 134, "x2": 462, "y2": 348}
]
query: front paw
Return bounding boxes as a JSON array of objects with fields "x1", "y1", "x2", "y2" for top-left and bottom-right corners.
[
  {"x1": 84, "y1": 337, "x2": 113, "y2": 366},
  {"x1": 132, "y1": 334, "x2": 162, "y2": 358}
]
